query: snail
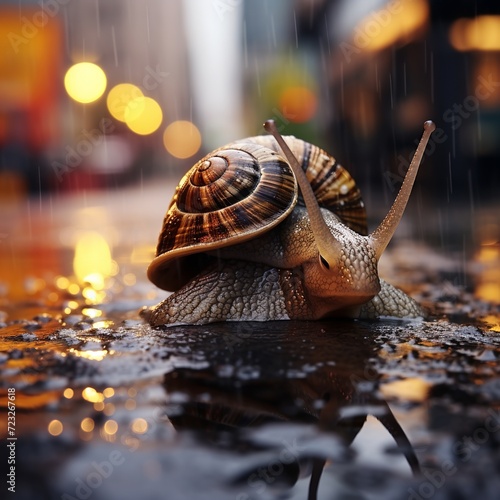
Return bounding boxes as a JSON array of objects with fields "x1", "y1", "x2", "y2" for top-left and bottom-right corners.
[{"x1": 146, "y1": 119, "x2": 436, "y2": 326}]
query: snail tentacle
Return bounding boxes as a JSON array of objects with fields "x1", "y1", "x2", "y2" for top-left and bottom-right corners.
[
  {"x1": 264, "y1": 120, "x2": 344, "y2": 270},
  {"x1": 370, "y1": 121, "x2": 436, "y2": 260}
]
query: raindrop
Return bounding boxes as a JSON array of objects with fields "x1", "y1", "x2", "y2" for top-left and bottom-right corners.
[
  {"x1": 324, "y1": 13, "x2": 331, "y2": 56},
  {"x1": 430, "y1": 50, "x2": 435, "y2": 103},
  {"x1": 242, "y1": 20, "x2": 249, "y2": 69},
  {"x1": 254, "y1": 57, "x2": 261, "y2": 97},
  {"x1": 270, "y1": 13, "x2": 277, "y2": 48},
  {"x1": 146, "y1": 5, "x2": 151, "y2": 44},
  {"x1": 95, "y1": 0, "x2": 100, "y2": 37},
  {"x1": 293, "y1": 9, "x2": 298, "y2": 48},
  {"x1": 111, "y1": 25, "x2": 118, "y2": 67}
]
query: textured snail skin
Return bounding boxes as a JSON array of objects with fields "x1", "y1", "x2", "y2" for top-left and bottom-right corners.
[{"x1": 147, "y1": 207, "x2": 422, "y2": 326}]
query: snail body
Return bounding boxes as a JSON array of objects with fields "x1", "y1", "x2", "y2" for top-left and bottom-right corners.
[{"x1": 147, "y1": 120, "x2": 435, "y2": 326}]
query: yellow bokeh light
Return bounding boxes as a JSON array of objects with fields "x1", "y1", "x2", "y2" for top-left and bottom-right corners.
[
  {"x1": 125, "y1": 97, "x2": 163, "y2": 135},
  {"x1": 48, "y1": 420, "x2": 63, "y2": 436},
  {"x1": 103, "y1": 420, "x2": 118, "y2": 435},
  {"x1": 82, "y1": 307, "x2": 103, "y2": 318},
  {"x1": 73, "y1": 232, "x2": 113, "y2": 288},
  {"x1": 56, "y1": 276, "x2": 70, "y2": 289},
  {"x1": 71, "y1": 349, "x2": 108, "y2": 362},
  {"x1": 355, "y1": 0, "x2": 428, "y2": 53},
  {"x1": 163, "y1": 120, "x2": 202, "y2": 159},
  {"x1": 474, "y1": 244, "x2": 500, "y2": 303},
  {"x1": 131, "y1": 418, "x2": 148, "y2": 434},
  {"x1": 450, "y1": 16, "x2": 500, "y2": 52},
  {"x1": 81, "y1": 417, "x2": 95, "y2": 432},
  {"x1": 83, "y1": 273, "x2": 106, "y2": 291},
  {"x1": 380, "y1": 377, "x2": 431, "y2": 402},
  {"x1": 63, "y1": 388, "x2": 74, "y2": 399},
  {"x1": 107, "y1": 83, "x2": 144, "y2": 122},
  {"x1": 64, "y1": 62, "x2": 107, "y2": 104},
  {"x1": 67, "y1": 283, "x2": 80, "y2": 295},
  {"x1": 82, "y1": 387, "x2": 105, "y2": 403},
  {"x1": 103, "y1": 387, "x2": 115, "y2": 398}
]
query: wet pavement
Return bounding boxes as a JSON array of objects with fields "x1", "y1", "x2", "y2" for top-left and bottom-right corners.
[{"x1": 1, "y1": 180, "x2": 500, "y2": 500}]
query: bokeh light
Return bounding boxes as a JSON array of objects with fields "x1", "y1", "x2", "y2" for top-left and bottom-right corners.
[
  {"x1": 355, "y1": 0, "x2": 429, "y2": 53},
  {"x1": 73, "y1": 232, "x2": 113, "y2": 288},
  {"x1": 163, "y1": 120, "x2": 202, "y2": 159},
  {"x1": 48, "y1": 420, "x2": 63, "y2": 436},
  {"x1": 103, "y1": 420, "x2": 118, "y2": 435},
  {"x1": 63, "y1": 388, "x2": 74, "y2": 399},
  {"x1": 449, "y1": 16, "x2": 500, "y2": 51},
  {"x1": 278, "y1": 86, "x2": 317, "y2": 123},
  {"x1": 64, "y1": 62, "x2": 107, "y2": 103},
  {"x1": 103, "y1": 387, "x2": 115, "y2": 398},
  {"x1": 131, "y1": 418, "x2": 148, "y2": 434},
  {"x1": 82, "y1": 387, "x2": 104, "y2": 403},
  {"x1": 81, "y1": 417, "x2": 95, "y2": 432},
  {"x1": 107, "y1": 83, "x2": 144, "y2": 122},
  {"x1": 125, "y1": 97, "x2": 163, "y2": 135},
  {"x1": 94, "y1": 402, "x2": 105, "y2": 412}
]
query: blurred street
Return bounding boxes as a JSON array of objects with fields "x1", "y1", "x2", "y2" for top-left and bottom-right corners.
[{"x1": 1, "y1": 1, "x2": 500, "y2": 499}]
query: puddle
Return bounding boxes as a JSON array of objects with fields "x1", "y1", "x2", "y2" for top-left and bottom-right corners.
[{"x1": 1, "y1": 187, "x2": 499, "y2": 499}]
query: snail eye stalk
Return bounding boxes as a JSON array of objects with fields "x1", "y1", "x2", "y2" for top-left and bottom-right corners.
[
  {"x1": 264, "y1": 119, "x2": 342, "y2": 270},
  {"x1": 369, "y1": 120, "x2": 435, "y2": 260}
]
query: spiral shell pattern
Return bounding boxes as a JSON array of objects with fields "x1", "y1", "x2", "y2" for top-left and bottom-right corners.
[
  {"x1": 238, "y1": 136, "x2": 367, "y2": 236},
  {"x1": 148, "y1": 143, "x2": 297, "y2": 291}
]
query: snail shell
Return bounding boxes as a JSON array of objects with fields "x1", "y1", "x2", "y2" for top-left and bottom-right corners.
[{"x1": 147, "y1": 136, "x2": 366, "y2": 292}]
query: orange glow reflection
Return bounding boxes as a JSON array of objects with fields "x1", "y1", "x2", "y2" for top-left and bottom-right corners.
[
  {"x1": 0, "y1": 390, "x2": 61, "y2": 409},
  {"x1": 73, "y1": 232, "x2": 114, "y2": 291},
  {"x1": 474, "y1": 244, "x2": 500, "y2": 304},
  {"x1": 380, "y1": 377, "x2": 431, "y2": 402},
  {"x1": 354, "y1": 0, "x2": 429, "y2": 52},
  {"x1": 279, "y1": 86, "x2": 317, "y2": 123},
  {"x1": 450, "y1": 16, "x2": 500, "y2": 52}
]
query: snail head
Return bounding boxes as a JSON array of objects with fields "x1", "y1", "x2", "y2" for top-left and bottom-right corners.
[{"x1": 264, "y1": 119, "x2": 435, "y2": 306}]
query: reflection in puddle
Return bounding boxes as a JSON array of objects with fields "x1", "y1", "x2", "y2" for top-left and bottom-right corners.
[
  {"x1": 380, "y1": 377, "x2": 432, "y2": 402},
  {"x1": 1, "y1": 190, "x2": 500, "y2": 499},
  {"x1": 473, "y1": 243, "x2": 500, "y2": 304},
  {"x1": 160, "y1": 323, "x2": 422, "y2": 497}
]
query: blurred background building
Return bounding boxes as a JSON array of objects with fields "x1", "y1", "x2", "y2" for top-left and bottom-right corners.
[{"x1": 0, "y1": 0, "x2": 499, "y2": 213}]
